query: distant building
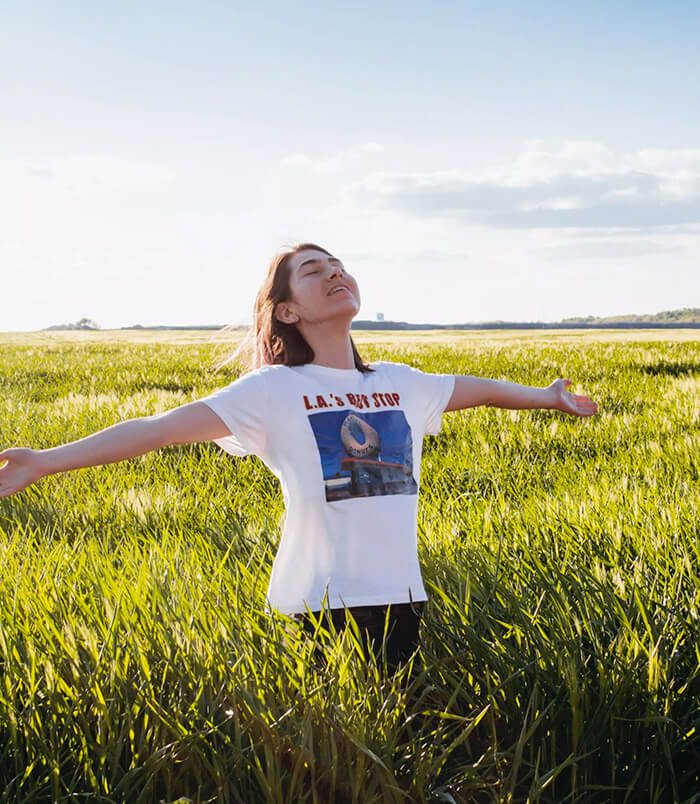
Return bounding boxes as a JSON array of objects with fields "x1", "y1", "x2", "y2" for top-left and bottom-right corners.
[{"x1": 376, "y1": 312, "x2": 385, "y2": 322}]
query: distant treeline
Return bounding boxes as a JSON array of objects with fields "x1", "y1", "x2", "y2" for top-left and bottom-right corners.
[
  {"x1": 350, "y1": 308, "x2": 700, "y2": 329},
  {"x1": 108, "y1": 321, "x2": 700, "y2": 331},
  {"x1": 562, "y1": 307, "x2": 699, "y2": 324},
  {"x1": 44, "y1": 308, "x2": 700, "y2": 331},
  {"x1": 349, "y1": 319, "x2": 700, "y2": 331}
]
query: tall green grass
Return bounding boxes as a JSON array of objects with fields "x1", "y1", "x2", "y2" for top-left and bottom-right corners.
[{"x1": 0, "y1": 333, "x2": 698, "y2": 802}]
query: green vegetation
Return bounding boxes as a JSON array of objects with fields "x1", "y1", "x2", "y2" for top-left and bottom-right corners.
[
  {"x1": 562, "y1": 307, "x2": 700, "y2": 324},
  {"x1": 0, "y1": 331, "x2": 698, "y2": 802}
]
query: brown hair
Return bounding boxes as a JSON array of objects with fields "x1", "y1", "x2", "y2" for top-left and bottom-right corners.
[{"x1": 215, "y1": 243, "x2": 373, "y2": 373}]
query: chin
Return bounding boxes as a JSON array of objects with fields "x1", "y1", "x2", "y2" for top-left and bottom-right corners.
[
  {"x1": 334, "y1": 298, "x2": 360, "y2": 315},
  {"x1": 339, "y1": 306, "x2": 360, "y2": 325}
]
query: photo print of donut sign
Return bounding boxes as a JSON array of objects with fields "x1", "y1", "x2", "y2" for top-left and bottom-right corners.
[{"x1": 306, "y1": 404, "x2": 417, "y2": 502}]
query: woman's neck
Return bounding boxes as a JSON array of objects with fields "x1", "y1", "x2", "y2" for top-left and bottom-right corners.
[{"x1": 297, "y1": 320, "x2": 355, "y2": 370}]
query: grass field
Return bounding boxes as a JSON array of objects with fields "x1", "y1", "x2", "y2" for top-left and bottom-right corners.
[{"x1": 0, "y1": 329, "x2": 698, "y2": 802}]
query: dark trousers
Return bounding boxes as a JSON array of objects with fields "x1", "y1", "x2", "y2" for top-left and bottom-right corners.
[{"x1": 294, "y1": 600, "x2": 425, "y2": 673}]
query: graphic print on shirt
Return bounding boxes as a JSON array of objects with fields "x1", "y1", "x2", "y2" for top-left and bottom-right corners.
[{"x1": 307, "y1": 409, "x2": 417, "y2": 502}]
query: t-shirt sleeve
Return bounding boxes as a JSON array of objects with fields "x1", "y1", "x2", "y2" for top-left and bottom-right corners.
[
  {"x1": 198, "y1": 369, "x2": 269, "y2": 457},
  {"x1": 399, "y1": 363, "x2": 455, "y2": 436}
]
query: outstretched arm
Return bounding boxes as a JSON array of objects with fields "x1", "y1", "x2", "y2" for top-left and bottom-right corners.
[
  {"x1": 0, "y1": 401, "x2": 230, "y2": 498},
  {"x1": 445, "y1": 375, "x2": 598, "y2": 417}
]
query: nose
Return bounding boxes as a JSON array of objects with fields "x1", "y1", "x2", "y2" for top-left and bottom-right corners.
[{"x1": 328, "y1": 263, "x2": 344, "y2": 279}]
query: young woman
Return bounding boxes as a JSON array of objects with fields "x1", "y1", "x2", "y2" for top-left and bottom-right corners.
[{"x1": 0, "y1": 242, "x2": 598, "y2": 673}]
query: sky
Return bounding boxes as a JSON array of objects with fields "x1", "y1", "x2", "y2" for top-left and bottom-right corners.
[{"x1": 2, "y1": 1, "x2": 699, "y2": 330}]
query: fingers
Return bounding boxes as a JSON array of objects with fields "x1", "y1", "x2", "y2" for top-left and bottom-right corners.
[
  {"x1": 562, "y1": 395, "x2": 598, "y2": 416},
  {"x1": 567, "y1": 390, "x2": 597, "y2": 406},
  {"x1": 556, "y1": 380, "x2": 599, "y2": 416}
]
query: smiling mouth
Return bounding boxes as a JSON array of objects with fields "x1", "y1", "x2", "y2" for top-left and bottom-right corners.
[{"x1": 328, "y1": 287, "x2": 350, "y2": 296}]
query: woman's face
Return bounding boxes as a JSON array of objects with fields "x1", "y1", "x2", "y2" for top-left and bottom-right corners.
[{"x1": 280, "y1": 248, "x2": 361, "y2": 325}]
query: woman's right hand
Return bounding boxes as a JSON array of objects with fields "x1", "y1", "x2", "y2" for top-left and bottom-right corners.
[{"x1": 0, "y1": 448, "x2": 49, "y2": 498}]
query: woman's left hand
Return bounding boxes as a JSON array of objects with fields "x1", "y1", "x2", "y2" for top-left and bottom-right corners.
[{"x1": 547, "y1": 379, "x2": 599, "y2": 417}]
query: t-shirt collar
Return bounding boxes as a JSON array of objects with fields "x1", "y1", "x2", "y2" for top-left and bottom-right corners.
[{"x1": 291, "y1": 363, "x2": 364, "y2": 378}]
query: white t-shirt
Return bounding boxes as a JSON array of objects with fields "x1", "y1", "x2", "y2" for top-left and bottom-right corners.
[{"x1": 199, "y1": 360, "x2": 455, "y2": 616}]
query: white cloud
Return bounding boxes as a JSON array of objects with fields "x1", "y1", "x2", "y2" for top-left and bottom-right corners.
[
  {"x1": 0, "y1": 157, "x2": 176, "y2": 194},
  {"x1": 538, "y1": 239, "x2": 688, "y2": 260},
  {"x1": 511, "y1": 140, "x2": 613, "y2": 181},
  {"x1": 281, "y1": 141, "x2": 385, "y2": 176},
  {"x1": 348, "y1": 141, "x2": 700, "y2": 230}
]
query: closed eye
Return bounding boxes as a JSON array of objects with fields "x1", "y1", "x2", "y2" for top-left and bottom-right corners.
[{"x1": 299, "y1": 257, "x2": 344, "y2": 275}]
